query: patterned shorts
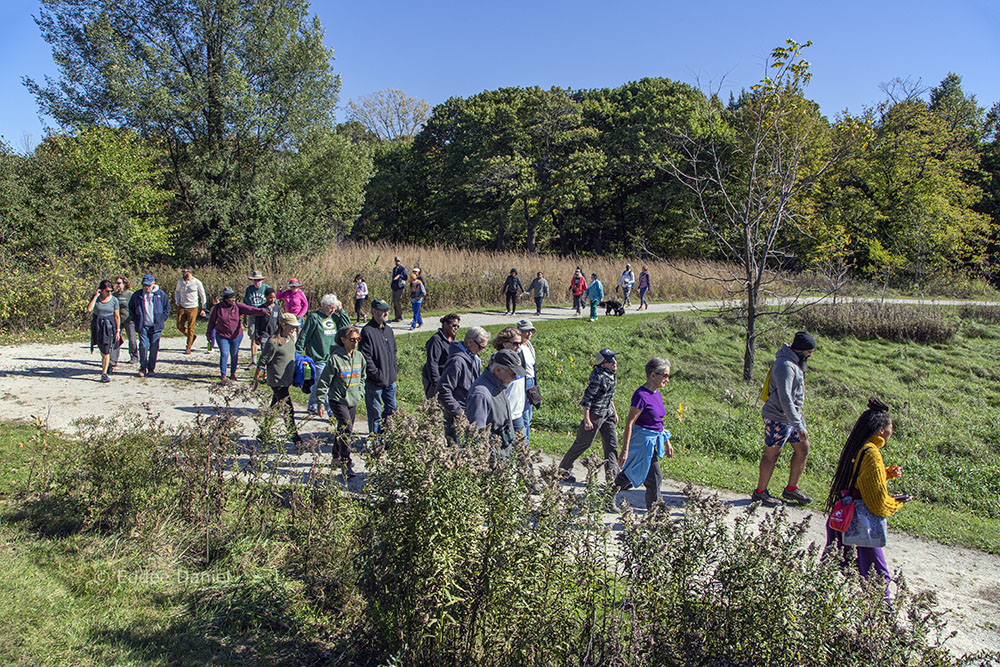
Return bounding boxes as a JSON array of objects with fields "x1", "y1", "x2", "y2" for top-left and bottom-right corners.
[{"x1": 763, "y1": 418, "x2": 800, "y2": 448}]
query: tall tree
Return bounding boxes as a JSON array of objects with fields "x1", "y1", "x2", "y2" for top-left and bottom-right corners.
[
  {"x1": 27, "y1": 0, "x2": 344, "y2": 262},
  {"x1": 347, "y1": 89, "x2": 431, "y2": 141},
  {"x1": 661, "y1": 40, "x2": 842, "y2": 382}
]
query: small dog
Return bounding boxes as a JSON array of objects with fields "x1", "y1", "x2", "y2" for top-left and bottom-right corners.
[{"x1": 599, "y1": 299, "x2": 625, "y2": 316}]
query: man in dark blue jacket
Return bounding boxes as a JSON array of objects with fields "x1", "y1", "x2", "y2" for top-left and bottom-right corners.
[
  {"x1": 390, "y1": 256, "x2": 407, "y2": 322},
  {"x1": 128, "y1": 274, "x2": 171, "y2": 377}
]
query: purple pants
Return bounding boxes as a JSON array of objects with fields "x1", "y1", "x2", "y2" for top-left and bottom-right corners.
[{"x1": 825, "y1": 525, "x2": 891, "y2": 601}]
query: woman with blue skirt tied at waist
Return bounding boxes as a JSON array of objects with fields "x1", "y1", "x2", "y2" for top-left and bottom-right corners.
[{"x1": 614, "y1": 357, "x2": 673, "y2": 510}]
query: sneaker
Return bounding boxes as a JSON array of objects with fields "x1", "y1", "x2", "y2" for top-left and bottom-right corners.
[
  {"x1": 560, "y1": 470, "x2": 577, "y2": 484},
  {"x1": 781, "y1": 487, "x2": 813, "y2": 505},
  {"x1": 146, "y1": 370, "x2": 155, "y2": 378},
  {"x1": 751, "y1": 489, "x2": 783, "y2": 507},
  {"x1": 100, "y1": 373, "x2": 110, "y2": 383}
]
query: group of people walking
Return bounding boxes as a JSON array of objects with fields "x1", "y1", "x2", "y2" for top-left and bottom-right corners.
[{"x1": 501, "y1": 264, "x2": 653, "y2": 320}]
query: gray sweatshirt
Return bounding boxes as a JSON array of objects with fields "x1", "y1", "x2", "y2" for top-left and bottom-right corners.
[
  {"x1": 761, "y1": 344, "x2": 807, "y2": 432},
  {"x1": 437, "y1": 341, "x2": 482, "y2": 416}
]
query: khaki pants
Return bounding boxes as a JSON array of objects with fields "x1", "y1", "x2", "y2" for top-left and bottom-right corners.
[{"x1": 177, "y1": 307, "x2": 198, "y2": 350}]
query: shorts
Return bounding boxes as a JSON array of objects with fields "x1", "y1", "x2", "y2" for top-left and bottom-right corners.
[{"x1": 763, "y1": 418, "x2": 800, "y2": 448}]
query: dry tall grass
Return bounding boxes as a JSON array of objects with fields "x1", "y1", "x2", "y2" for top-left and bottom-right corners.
[{"x1": 158, "y1": 242, "x2": 734, "y2": 311}]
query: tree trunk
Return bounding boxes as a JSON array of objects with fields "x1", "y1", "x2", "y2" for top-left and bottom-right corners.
[{"x1": 743, "y1": 282, "x2": 757, "y2": 382}]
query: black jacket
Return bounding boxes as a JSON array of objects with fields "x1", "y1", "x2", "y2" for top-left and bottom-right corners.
[
  {"x1": 502, "y1": 275, "x2": 524, "y2": 294},
  {"x1": 422, "y1": 329, "x2": 451, "y2": 398},
  {"x1": 359, "y1": 319, "x2": 398, "y2": 387}
]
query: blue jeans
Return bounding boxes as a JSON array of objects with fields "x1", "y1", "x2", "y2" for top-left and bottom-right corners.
[
  {"x1": 411, "y1": 300, "x2": 423, "y2": 328},
  {"x1": 308, "y1": 360, "x2": 331, "y2": 413},
  {"x1": 217, "y1": 332, "x2": 243, "y2": 377},
  {"x1": 365, "y1": 381, "x2": 397, "y2": 435},
  {"x1": 522, "y1": 377, "x2": 536, "y2": 444},
  {"x1": 137, "y1": 326, "x2": 162, "y2": 373}
]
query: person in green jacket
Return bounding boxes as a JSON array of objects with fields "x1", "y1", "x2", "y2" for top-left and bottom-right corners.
[
  {"x1": 316, "y1": 324, "x2": 367, "y2": 476},
  {"x1": 297, "y1": 294, "x2": 350, "y2": 415}
]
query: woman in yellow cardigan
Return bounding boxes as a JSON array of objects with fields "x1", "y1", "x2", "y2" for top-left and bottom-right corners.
[{"x1": 824, "y1": 398, "x2": 910, "y2": 599}]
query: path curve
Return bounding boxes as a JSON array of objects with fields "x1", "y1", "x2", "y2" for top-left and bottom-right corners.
[{"x1": 0, "y1": 296, "x2": 998, "y2": 654}]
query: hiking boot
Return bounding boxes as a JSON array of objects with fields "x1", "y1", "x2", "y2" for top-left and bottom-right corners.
[
  {"x1": 751, "y1": 489, "x2": 784, "y2": 507},
  {"x1": 781, "y1": 487, "x2": 813, "y2": 505},
  {"x1": 100, "y1": 373, "x2": 110, "y2": 383}
]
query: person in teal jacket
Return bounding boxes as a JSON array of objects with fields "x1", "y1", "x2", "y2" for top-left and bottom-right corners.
[{"x1": 584, "y1": 272, "x2": 604, "y2": 322}]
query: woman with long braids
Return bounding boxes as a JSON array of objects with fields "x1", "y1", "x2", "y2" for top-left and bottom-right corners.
[{"x1": 824, "y1": 398, "x2": 910, "y2": 600}]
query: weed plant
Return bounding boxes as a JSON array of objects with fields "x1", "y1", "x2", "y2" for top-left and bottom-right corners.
[
  {"x1": 796, "y1": 302, "x2": 958, "y2": 344},
  {"x1": 4, "y1": 393, "x2": 997, "y2": 665}
]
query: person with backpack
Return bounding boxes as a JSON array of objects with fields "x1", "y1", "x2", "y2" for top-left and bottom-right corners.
[
  {"x1": 824, "y1": 398, "x2": 909, "y2": 602},
  {"x1": 753, "y1": 331, "x2": 816, "y2": 507}
]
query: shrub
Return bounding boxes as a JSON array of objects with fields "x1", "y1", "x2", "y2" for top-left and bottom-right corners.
[
  {"x1": 958, "y1": 305, "x2": 1000, "y2": 325},
  {"x1": 796, "y1": 302, "x2": 957, "y2": 344}
]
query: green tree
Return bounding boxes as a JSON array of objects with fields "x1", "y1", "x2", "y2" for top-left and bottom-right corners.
[{"x1": 27, "y1": 0, "x2": 346, "y2": 262}]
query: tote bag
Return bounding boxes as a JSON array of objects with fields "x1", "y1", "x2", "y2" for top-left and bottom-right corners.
[{"x1": 842, "y1": 495, "x2": 888, "y2": 548}]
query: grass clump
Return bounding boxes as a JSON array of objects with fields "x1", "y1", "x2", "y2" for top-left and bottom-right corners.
[{"x1": 795, "y1": 302, "x2": 957, "y2": 344}]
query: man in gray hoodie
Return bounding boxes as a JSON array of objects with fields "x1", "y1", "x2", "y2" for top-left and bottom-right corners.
[
  {"x1": 438, "y1": 326, "x2": 490, "y2": 443},
  {"x1": 753, "y1": 331, "x2": 816, "y2": 507}
]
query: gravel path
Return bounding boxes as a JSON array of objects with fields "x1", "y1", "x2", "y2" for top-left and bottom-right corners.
[{"x1": 1, "y1": 297, "x2": 998, "y2": 654}]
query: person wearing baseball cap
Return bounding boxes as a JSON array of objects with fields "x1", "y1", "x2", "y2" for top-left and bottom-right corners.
[
  {"x1": 244, "y1": 271, "x2": 270, "y2": 367},
  {"x1": 252, "y1": 312, "x2": 303, "y2": 445},
  {"x1": 359, "y1": 298, "x2": 398, "y2": 436},
  {"x1": 754, "y1": 331, "x2": 817, "y2": 507},
  {"x1": 516, "y1": 320, "x2": 539, "y2": 443},
  {"x1": 558, "y1": 348, "x2": 619, "y2": 482},
  {"x1": 464, "y1": 348, "x2": 525, "y2": 455},
  {"x1": 390, "y1": 257, "x2": 407, "y2": 322},
  {"x1": 127, "y1": 274, "x2": 170, "y2": 377},
  {"x1": 277, "y1": 279, "x2": 308, "y2": 320}
]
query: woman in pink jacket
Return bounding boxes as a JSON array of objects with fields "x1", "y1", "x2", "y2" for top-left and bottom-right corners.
[{"x1": 277, "y1": 278, "x2": 309, "y2": 320}]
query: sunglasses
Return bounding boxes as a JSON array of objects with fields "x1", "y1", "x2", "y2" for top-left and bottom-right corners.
[{"x1": 347, "y1": 336, "x2": 362, "y2": 341}]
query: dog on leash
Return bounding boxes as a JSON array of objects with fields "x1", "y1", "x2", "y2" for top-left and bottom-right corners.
[{"x1": 599, "y1": 299, "x2": 625, "y2": 316}]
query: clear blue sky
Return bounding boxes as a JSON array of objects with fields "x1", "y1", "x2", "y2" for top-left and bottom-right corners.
[{"x1": 3, "y1": 0, "x2": 998, "y2": 150}]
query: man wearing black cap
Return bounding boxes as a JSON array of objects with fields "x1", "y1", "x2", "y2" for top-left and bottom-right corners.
[
  {"x1": 464, "y1": 349, "x2": 523, "y2": 454},
  {"x1": 558, "y1": 348, "x2": 620, "y2": 482},
  {"x1": 390, "y1": 257, "x2": 407, "y2": 322},
  {"x1": 360, "y1": 298, "x2": 398, "y2": 435},
  {"x1": 754, "y1": 331, "x2": 817, "y2": 507}
]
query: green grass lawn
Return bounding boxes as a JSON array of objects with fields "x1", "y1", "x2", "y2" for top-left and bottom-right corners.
[{"x1": 393, "y1": 311, "x2": 1000, "y2": 554}]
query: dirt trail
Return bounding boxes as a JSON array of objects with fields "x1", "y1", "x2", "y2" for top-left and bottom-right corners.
[{"x1": 1, "y1": 299, "x2": 998, "y2": 655}]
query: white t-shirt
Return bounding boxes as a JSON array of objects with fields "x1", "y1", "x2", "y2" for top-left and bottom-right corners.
[
  {"x1": 520, "y1": 341, "x2": 536, "y2": 379},
  {"x1": 505, "y1": 376, "x2": 526, "y2": 420}
]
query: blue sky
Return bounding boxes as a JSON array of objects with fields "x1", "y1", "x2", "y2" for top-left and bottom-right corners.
[{"x1": 3, "y1": 0, "x2": 998, "y2": 150}]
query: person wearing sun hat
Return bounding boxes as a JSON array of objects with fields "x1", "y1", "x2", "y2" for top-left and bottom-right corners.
[
  {"x1": 128, "y1": 274, "x2": 170, "y2": 377},
  {"x1": 253, "y1": 312, "x2": 303, "y2": 445},
  {"x1": 359, "y1": 298, "x2": 398, "y2": 436},
  {"x1": 277, "y1": 278, "x2": 308, "y2": 320},
  {"x1": 558, "y1": 348, "x2": 620, "y2": 482},
  {"x1": 244, "y1": 271, "x2": 269, "y2": 366},
  {"x1": 753, "y1": 331, "x2": 817, "y2": 507},
  {"x1": 206, "y1": 286, "x2": 271, "y2": 382}
]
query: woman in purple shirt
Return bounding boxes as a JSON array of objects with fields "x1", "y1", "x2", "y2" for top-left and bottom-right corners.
[
  {"x1": 207, "y1": 286, "x2": 270, "y2": 381},
  {"x1": 614, "y1": 357, "x2": 673, "y2": 510}
]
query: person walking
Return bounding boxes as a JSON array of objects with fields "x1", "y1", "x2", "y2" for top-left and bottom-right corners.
[
  {"x1": 128, "y1": 275, "x2": 170, "y2": 378},
  {"x1": 277, "y1": 279, "x2": 309, "y2": 321},
  {"x1": 824, "y1": 398, "x2": 909, "y2": 602},
  {"x1": 315, "y1": 324, "x2": 367, "y2": 477},
  {"x1": 526, "y1": 272, "x2": 549, "y2": 315},
  {"x1": 492, "y1": 327, "x2": 526, "y2": 436},
  {"x1": 113, "y1": 276, "x2": 138, "y2": 363},
  {"x1": 296, "y1": 294, "x2": 349, "y2": 414},
  {"x1": 251, "y1": 287, "x2": 282, "y2": 351},
  {"x1": 252, "y1": 313, "x2": 302, "y2": 445},
  {"x1": 558, "y1": 348, "x2": 619, "y2": 482},
  {"x1": 438, "y1": 326, "x2": 490, "y2": 443},
  {"x1": 409, "y1": 268, "x2": 426, "y2": 329},
  {"x1": 569, "y1": 269, "x2": 587, "y2": 316},
  {"x1": 465, "y1": 349, "x2": 525, "y2": 456},
  {"x1": 584, "y1": 273, "x2": 604, "y2": 322},
  {"x1": 614, "y1": 357, "x2": 674, "y2": 510},
  {"x1": 636, "y1": 266, "x2": 651, "y2": 311},
  {"x1": 359, "y1": 298, "x2": 398, "y2": 436},
  {"x1": 422, "y1": 313, "x2": 461, "y2": 399},
  {"x1": 753, "y1": 331, "x2": 817, "y2": 507},
  {"x1": 243, "y1": 271, "x2": 269, "y2": 367},
  {"x1": 501, "y1": 268, "x2": 525, "y2": 315},
  {"x1": 206, "y1": 286, "x2": 271, "y2": 382},
  {"x1": 174, "y1": 266, "x2": 207, "y2": 354},
  {"x1": 87, "y1": 280, "x2": 121, "y2": 383},
  {"x1": 353, "y1": 274, "x2": 369, "y2": 323},
  {"x1": 617, "y1": 263, "x2": 635, "y2": 306},
  {"x1": 517, "y1": 320, "x2": 538, "y2": 443},
  {"x1": 390, "y1": 256, "x2": 408, "y2": 322}
]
